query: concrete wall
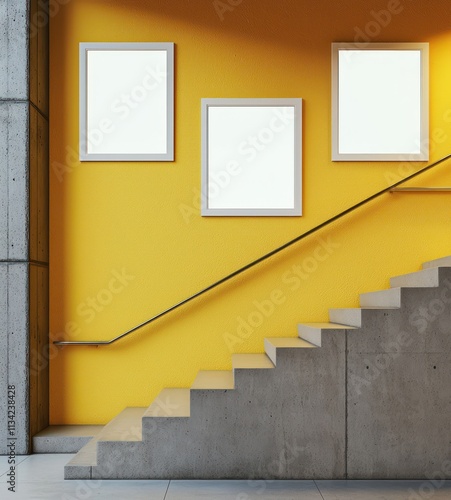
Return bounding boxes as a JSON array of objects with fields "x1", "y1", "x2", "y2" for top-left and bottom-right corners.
[
  {"x1": 0, "y1": 0, "x2": 49, "y2": 455},
  {"x1": 347, "y1": 269, "x2": 451, "y2": 478}
]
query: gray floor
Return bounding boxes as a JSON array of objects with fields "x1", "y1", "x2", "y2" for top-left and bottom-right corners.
[{"x1": 1, "y1": 454, "x2": 451, "y2": 499}]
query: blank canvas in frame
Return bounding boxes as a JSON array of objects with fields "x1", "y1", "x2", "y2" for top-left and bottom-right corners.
[
  {"x1": 332, "y1": 43, "x2": 429, "y2": 161},
  {"x1": 80, "y1": 42, "x2": 174, "y2": 161},
  {"x1": 201, "y1": 98, "x2": 302, "y2": 216}
]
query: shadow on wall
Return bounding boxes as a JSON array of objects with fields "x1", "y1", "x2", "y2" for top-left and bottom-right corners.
[{"x1": 85, "y1": 0, "x2": 451, "y2": 48}]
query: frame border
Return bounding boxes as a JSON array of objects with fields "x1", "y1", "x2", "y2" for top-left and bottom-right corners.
[
  {"x1": 201, "y1": 98, "x2": 302, "y2": 217},
  {"x1": 79, "y1": 42, "x2": 174, "y2": 162},
  {"x1": 331, "y1": 42, "x2": 429, "y2": 162}
]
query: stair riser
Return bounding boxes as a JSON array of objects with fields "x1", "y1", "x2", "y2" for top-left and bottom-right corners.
[
  {"x1": 65, "y1": 465, "x2": 92, "y2": 480},
  {"x1": 233, "y1": 368, "x2": 275, "y2": 388},
  {"x1": 298, "y1": 326, "x2": 322, "y2": 346}
]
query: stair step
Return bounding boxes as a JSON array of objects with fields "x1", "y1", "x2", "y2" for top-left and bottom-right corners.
[
  {"x1": 64, "y1": 256, "x2": 451, "y2": 481},
  {"x1": 232, "y1": 353, "x2": 275, "y2": 370},
  {"x1": 32, "y1": 425, "x2": 102, "y2": 453},
  {"x1": 360, "y1": 288, "x2": 401, "y2": 308},
  {"x1": 298, "y1": 322, "x2": 352, "y2": 346},
  {"x1": 144, "y1": 388, "x2": 190, "y2": 417},
  {"x1": 422, "y1": 255, "x2": 451, "y2": 269},
  {"x1": 191, "y1": 370, "x2": 235, "y2": 390},
  {"x1": 97, "y1": 407, "x2": 146, "y2": 442},
  {"x1": 65, "y1": 438, "x2": 98, "y2": 473},
  {"x1": 329, "y1": 307, "x2": 398, "y2": 328},
  {"x1": 65, "y1": 407, "x2": 146, "y2": 478},
  {"x1": 264, "y1": 337, "x2": 316, "y2": 365},
  {"x1": 390, "y1": 267, "x2": 440, "y2": 288}
]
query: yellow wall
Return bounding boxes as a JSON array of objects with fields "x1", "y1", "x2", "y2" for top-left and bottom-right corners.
[{"x1": 50, "y1": 0, "x2": 451, "y2": 424}]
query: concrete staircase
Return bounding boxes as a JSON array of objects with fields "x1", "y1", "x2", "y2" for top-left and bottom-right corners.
[{"x1": 65, "y1": 256, "x2": 451, "y2": 480}]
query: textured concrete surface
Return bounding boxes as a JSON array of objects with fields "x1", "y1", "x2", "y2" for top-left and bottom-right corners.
[
  {"x1": 87, "y1": 330, "x2": 346, "y2": 479},
  {"x1": 33, "y1": 425, "x2": 103, "y2": 453},
  {"x1": 0, "y1": 264, "x2": 30, "y2": 455},
  {"x1": 0, "y1": 102, "x2": 29, "y2": 260},
  {"x1": 347, "y1": 267, "x2": 451, "y2": 478},
  {"x1": 64, "y1": 439, "x2": 98, "y2": 480},
  {"x1": 8, "y1": 264, "x2": 30, "y2": 455},
  {"x1": 360, "y1": 287, "x2": 402, "y2": 308},
  {"x1": 0, "y1": 1, "x2": 29, "y2": 99},
  {"x1": 29, "y1": 0, "x2": 49, "y2": 116},
  {"x1": 0, "y1": 266, "x2": 7, "y2": 455},
  {"x1": 390, "y1": 266, "x2": 440, "y2": 288},
  {"x1": 0, "y1": 0, "x2": 49, "y2": 456},
  {"x1": 423, "y1": 256, "x2": 451, "y2": 269}
]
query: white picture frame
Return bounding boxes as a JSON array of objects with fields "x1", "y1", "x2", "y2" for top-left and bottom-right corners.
[
  {"x1": 79, "y1": 42, "x2": 174, "y2": 161},
  {"x1": 201, "y1": 98, "x2": 302, "y2": 216},
  {"x1": 332, "y1": 42, "x2": 429, "y2": 161}
]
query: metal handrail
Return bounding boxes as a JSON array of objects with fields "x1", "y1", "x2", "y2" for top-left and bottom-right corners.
[
  {"x1": 54, "y1": 153, "x2": 451, "y2": 346},
  {"x1": 390, "y1": 187, "x2": 451, "y2": 192}
]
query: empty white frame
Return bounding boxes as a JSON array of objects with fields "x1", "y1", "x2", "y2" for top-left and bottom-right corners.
[
  {"x1": 80, "y1": 42, "x2": 174, "y2": 161},
  {"x1": 201, "y1": 99, "x2": 302, "y2": 216},
  {"x1": 332, "y1": 43, "x2": 429, "y2": 161}
]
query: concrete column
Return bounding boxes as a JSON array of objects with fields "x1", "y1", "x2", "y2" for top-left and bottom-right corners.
[{"x1": 0, "y1": 0, "x2": 49, "y2": 455}]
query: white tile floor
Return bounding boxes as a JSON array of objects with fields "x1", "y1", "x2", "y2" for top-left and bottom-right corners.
[{"x1": 1, "y1": 454, "x2": 450, "y2": 499}]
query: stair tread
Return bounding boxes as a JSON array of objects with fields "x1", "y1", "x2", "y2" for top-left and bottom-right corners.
[
  {"x1": 360, "y1": 288, "x2": 401, "y2": 307},
  {"x1": 232, "y1": 353, "x2": 275, "y2": 370},
  {"x1": 33, "y1": 425, "x2": 103, "y2": 439},
  {"x1": 361, "y1": 287, "x2": 401, "y2": 294},
  {"x1": 264, "y1": 338, "x2": 317, "y2": 365},
  {"x1": 145, "y1": 388, "x2": 191, "y2": 417},
  {"x1": 265, "y1": 337, "x2": 316, "y2": 349},
  {"x1": 299, "y1": 322, "x2": 356, "y2": 330},
  {"x1": 33, "y1": 425, "x2": 104, "y2": 454},
  {"x1": 330, "y1": 306, "x2": 399, "y2": 311},
  {"x1": 191, "y1": 370, "x2": 235, "y2": 390},
  {"x1": 422, "y1": 255, "x2": 451, "y2": 269},
  {"x1": 390, "y1": 267, "x2": 439, "y2": 288},
  {"x1": 329, "y1": 306, "x2": 399, "y2": 328}
]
